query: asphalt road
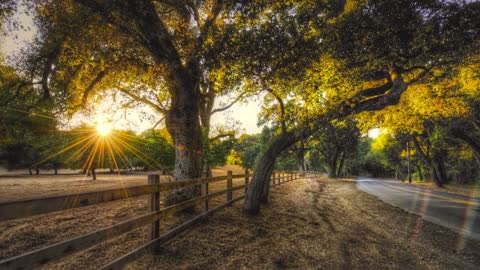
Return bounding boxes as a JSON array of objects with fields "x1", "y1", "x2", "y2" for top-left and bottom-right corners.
[{"x1": 356, "y1": 177, "x2": 480, "y2": 241}]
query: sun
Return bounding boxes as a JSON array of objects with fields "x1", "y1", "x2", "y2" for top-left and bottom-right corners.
[{"x1": 96, "y1": 122, "x2": 113, "y2": 136}]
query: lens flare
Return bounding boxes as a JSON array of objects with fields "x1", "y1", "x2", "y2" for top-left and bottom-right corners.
[{"x1": 96, "y1": 122, "x2": 113, "y2": 136}]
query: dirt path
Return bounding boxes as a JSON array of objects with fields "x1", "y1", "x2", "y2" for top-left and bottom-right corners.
[{"x1": 127, "y1": 177, "x2": 480, "y2": 270}]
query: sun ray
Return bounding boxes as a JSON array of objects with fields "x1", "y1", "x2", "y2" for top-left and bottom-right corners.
[
  {"x1": 110, "y1": 135, "x2": 163, "y2": 169},
  {"x1": 33, "y1": 133, "x2": 98, "y2": 167},
  {"x1": 105, "y1": 136, "x2": 120, "y2": 173}
]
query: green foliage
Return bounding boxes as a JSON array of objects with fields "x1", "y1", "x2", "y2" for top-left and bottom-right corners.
[
  {"x1": 235, "y1": 134, "x2": 262, "y2": 169},
  {"x1": 136, "y1": 129, "x2": 175, "y2": 170},
  {"x1": 207, "y1": 137, "x2": 236, "y2": 167},
  {"x1": 275, "y1": 153, "x2": 297, "y2": 171},
  {"x1": 308, "y1": 119, "x2": 361, "y2": 177}
]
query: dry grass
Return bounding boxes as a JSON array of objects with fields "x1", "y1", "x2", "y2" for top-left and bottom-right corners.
[
  {"x1": 1, "y1": 174, "x2": 479, "y2": 269},
  {"x1": 0, "y1": 165, "x2": 246, "y2": 203},
  {"x1": 0, "y1": 166, "x2": 247, "y2": 269},
  {"x1": 402, "y1": 181, "x2": 480, "y2": 199},
  {"x1": 129, "y1": 177, "x2": 480, "y2": 270}
]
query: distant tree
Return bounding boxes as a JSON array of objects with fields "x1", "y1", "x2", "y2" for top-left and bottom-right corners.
[
  {"x1": 138, "y1": 128, "x2": 175, "y2": 171},
  {"x1": 235, "y1": 134, "x2": 262, "y2": 169},
  {"x1": 207, "y1": 136, "x2": 236, "y2": 167},
  {"x1": 309, "y1": 119, "x2": 360, "y2": 178}
]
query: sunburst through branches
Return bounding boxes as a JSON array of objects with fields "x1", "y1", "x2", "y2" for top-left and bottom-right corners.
[{"x1": 35, "y1": 123, "x2": 163, "y2": 175}]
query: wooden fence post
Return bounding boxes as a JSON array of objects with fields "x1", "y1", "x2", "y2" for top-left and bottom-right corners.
[
  {"x1": 227, "y1": 170, "x2": 233, "y2": 205},
  {"x1": 272, "y1": 171, "x2": 276, "y2": 186},
  {"x1": 201, "y1": 182, "x2": 209, "y2": 212},
  {"x1": 245, "y1": 169, "x2": 249, "y2": 194},
  {"x1": 148, "y1": 175, "x2": 160, "y2": 241}
]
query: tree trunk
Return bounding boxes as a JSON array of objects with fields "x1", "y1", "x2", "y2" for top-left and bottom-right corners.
[
  {"x1": 91, "y1": 168, "x2": 96, "y2": 180},
  {"x1": 412, "y1": 137, "x2": 443, "y2": 187},
  {"x1": 407, "y1": 141, "x2": 412, "y2": 183},
  {"x1": 119, "y1": 0, "x2": 204, "y2": 186},
  {"x1": 431, "y1": 155, "x2": 447, "y2": 187},
  {"x1": 260, "y1": 165, "x2": 276, "y2": 204},
  {"x1": 336, "y1": 151, "x2": 345, "y2": 177},
  {"x1": 450, "y1": 128, "x2": 480, "y2": 167},
  {"x1": 54, "y1": 168, "x2": 58, "y2": 175},
  {"x1": 244, "y1": 72, "x2": 409, "y2": 215},
  {"x1": 28, "y1": 168, "x2": 32, "y2": 175},
  {"x1": 35, "y1": 167, "x2": 39, "y2": 175},
  {"x1": 244, "y1": 132, "x2": 299, "y2": 215},
  {"x1": 326, "y1": 150, "x2": 339, "y2": 178},
  {"x1": 296, "y1": 140, "x2": 306, "y2": 175},
  {"x1": 395, "y1": 166, "x2": 405, "y2": 181},
  {"x1": 416, "y1": 164, "x2": 424, "y2": 181},
  {"x1": 164, "y1": 71, "x2": 203, "y2": 203}
]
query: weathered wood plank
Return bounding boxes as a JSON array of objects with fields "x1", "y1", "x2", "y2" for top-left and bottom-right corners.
[
  {"x1": 0, "y1": 211, "x2": 160, "y2": 270},
  {"x1": 0, "y1": 174, "x2": 248, "y2": 221},
  {"x1": 158, "y1": 175, "x2": 227, "y2": 191},
  {"x1": 148, "y1": 175, "x2": 160, "y2": 241},
  {"x1": 0, "y1": 185, "x2": 248, "y2": 270},
  {"x1": 100, "y1": 195, "x2": 247, "y2": 270},
  {"x1": 227, "y1": 171, "x2": 233, "y2": 203},
  {"x1": 0, "y1": 185, "x2": 159, "y2": 222}
]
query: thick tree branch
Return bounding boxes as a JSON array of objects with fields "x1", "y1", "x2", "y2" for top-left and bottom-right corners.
[
  {"x1": 345, "y1": 73, "x2": 408, "y2": 114},
  {"x1": 80, "y1": 70, "x2": 107, "y2": 106},
  {"x1": 354, "y1": 79, "x2": 393, "y2": 99},
  {"x1": 262, "y1": 82, "x2": 287, "y2": 134},
  {"x1": 192, "y1": 0, "x2": 223, "y2": 59},
  {"x1": 117, "y1": 87, "x2": 167, "y2": 114},
  {"x1": 73, "y1": 0, "x2": 145, "y2": 46},
  {"x1": 211, "y1": 91, "x2": 247, "y2": 114},
  {"x1": 122, "y1": 0, "x2": 184, "y2": 69},
  {"x1": 75, "y1": 0, "x2": 184, "y2": 71},
  {"x1": 40, "y1": 45, "x2": 62, "y2": 100},
  {"x1": 209, "y1": 131, "x2": 235, "y2": 142},
  {"x1": 152, "y1": 116, "x2": 166, "y2": 129}
]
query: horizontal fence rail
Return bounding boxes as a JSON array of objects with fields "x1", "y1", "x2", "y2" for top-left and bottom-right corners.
[
  {"x1": 0, "y1": 175, "x2": 232, "y2": 222},
  {"x1": 0, "y1": 170, "x2": 302, "y2": 270}
]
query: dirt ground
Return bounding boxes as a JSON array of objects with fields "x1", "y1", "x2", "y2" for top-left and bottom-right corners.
[
  {"x1": 0, "y1": 166, "x2": 245, "y2": 203},
  {"x1": 129, "y1": 177, "x2": 480, "y2": 270},
  {"x1": 1, "y1": 175, "x2": 479, "y2": 269},
  {"x1": 0, "y1": 166, "x2": 248, "y2": 269}
]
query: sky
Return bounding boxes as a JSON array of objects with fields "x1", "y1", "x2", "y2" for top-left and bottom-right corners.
[{"x1": 63, "y1": 93, "x2": 263, "y2": 134}]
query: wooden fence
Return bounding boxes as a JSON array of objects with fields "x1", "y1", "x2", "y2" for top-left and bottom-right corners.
[{"x1": 0, "y1": 170, "x2": 301, "y2": 270}]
